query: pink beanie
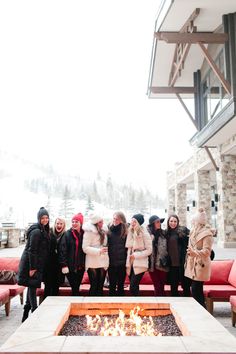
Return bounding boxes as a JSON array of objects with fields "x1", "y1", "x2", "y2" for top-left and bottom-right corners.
[{"x1": 193, "y1": 207, "x2": 207, "y2": 225}]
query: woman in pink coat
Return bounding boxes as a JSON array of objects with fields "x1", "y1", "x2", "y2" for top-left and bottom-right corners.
[{"x1": 185, "y1": 208, "x2": 213, "y2": 307}]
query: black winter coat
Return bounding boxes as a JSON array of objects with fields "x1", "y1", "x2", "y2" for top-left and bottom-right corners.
[
  {"x1": 107, "y1": 224, "x2": 127, "y2": 267},
  {"x1": 18, "y1": 223, "x2": 51, "y2": 288},
  {"x1": 166, "y1": 226, "x2": 189, "y2": 268},
  {"x1": 59, "y1": 228, "x2": 85, "y2": 272}
]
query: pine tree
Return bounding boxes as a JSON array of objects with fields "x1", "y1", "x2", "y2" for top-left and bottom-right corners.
[
  {"x1": 59, "y1": 185, "x2": 75, "y2": 220},
  {"x1": 85, "y1": 195, "x2": 94, "y2": 216}
]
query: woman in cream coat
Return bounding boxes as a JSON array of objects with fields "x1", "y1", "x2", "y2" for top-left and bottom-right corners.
[
  {"x1": 126, "y1": 214, "x2": 152, "y2": 296},
  {"x1": 82, "y1": 214, "x2": 109, "y2": 296},
  {"x1": 185, "y1": 208, "x2": 213, "y2": 307}
]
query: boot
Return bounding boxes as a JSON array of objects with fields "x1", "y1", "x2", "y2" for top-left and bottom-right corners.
[{"x1": 21, "y1": 304, "x2": 31, "y2": 323}]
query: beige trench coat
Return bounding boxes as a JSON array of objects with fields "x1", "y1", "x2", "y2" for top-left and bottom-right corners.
[{"x1": 184, "y1": 226, "x2": 213, "y2": 282}]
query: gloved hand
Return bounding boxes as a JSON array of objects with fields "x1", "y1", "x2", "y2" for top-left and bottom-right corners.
[{"x1": 62, "y1": 266, "x2": 69, "y2": 274}]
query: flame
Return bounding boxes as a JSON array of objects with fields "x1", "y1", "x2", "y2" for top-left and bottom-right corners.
[{"x1": 86, "y1": 306, "x2": 162, "y2": 336}]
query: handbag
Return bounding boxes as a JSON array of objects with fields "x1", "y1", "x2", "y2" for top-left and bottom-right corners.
[
  {"x1": 18, "y1": 271, "x2": 42, "y2": 288},
  {"x1": 0, "y1": 270, "x2": 17, "y2": 284}
]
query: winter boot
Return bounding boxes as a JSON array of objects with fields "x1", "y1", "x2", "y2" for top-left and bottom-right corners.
[{"x1": 21, "y1": 304, "x2": 31, "y2": 323}]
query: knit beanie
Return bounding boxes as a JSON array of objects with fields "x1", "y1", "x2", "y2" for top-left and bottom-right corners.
[
  {"x1": 90, "y1": 214, "x2": 103, "y2": 225},
  {"x1": 37, "y1": 207, "x2": 49, "y2": 223},
  {"x1": 132, "y1": 213, "x2": 145, "y2": 226},
  {"x1": 193, "y1": 207, "x2": 207, "y2": 225},
  {"x1": 72, "y1": 213, "x2": 84, "y2": 225}
]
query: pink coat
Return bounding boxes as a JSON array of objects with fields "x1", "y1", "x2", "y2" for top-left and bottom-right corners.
[{"x1": 184, "y1": 226, "x2": 213, "y2": 282}]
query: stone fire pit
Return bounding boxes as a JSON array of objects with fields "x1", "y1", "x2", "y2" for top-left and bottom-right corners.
[{"x1": 1, "y1": 296, "x2": 236, "y2": 354}]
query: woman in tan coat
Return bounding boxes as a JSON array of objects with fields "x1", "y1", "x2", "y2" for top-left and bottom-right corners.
[
  {"x1": 126, "y1": 214, "x2": 152, "y2": 296},
  {"x1": 185, "y1": 208, "x2": 213, "y2": 307}
]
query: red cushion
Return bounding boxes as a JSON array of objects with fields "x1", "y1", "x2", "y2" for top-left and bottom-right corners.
[
  {"x1": 230, "y1": 295, "x2": 236, "y2": 307},
  {"x1": 203, "y1": 284, "x2": 236, "y2": 298},
  {"x1": 0, "y1": 257, "x2": 20, "y2": 273},
  {"x1": 204, "y1": 260, "x2": 234, "y2": 285},
  {"x1": 228, "y1": 260, "x2": 236, "y2": 287},
  {"x1": 82, "y1": 272, "x2": 89, "y2": 284},
  {"x1": 0, "y1": 284, "x2": 25, "y2": 297},
  {"x1": 0, "y1": 288, "x2": 10, "y2": 303},
  {"x1": 140, "y1": 272, "x2": 152, "y2": 285}
]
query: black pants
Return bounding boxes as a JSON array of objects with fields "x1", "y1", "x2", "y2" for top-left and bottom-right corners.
[
  {"x1": 181, "y1": 276, "x2": 192, "y2": 296},
  {"x1": 129, "y1": 268, "x2": 144, "y2": 296},
  {"x1": 108, "y1": 265, "x2": 126, "y2": 296},
  {"x1": 191, "y1": 280, "x2": 205, "y2": 307},
  {"x1": 25, "y1": 287, "x2": 37, "y2": 312},
  {"x1": 169, "y1": 266, "x2": 180, "y2": 296},
  {"x1": 66, "y1": 269, "x2": 85, "y2": 296},
  {"x1": 87, "y1": 268, "x2": 106, "y2": 296}
]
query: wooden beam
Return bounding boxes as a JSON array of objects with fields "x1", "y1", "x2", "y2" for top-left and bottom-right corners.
[
  {"x1": 204, "y1": 146, "x2": 219, "y2": 171},
  {"x1": 176, "y1": 93, "x2": 198, "y2": 129},
  {"x1": 169, "y1": 43, "x2": 191, "y2": 86},
  {"x1": 150, "y1": 86, "x2": 195, "y2": 94},
  {"x1": 155, "y1": 32, "x2": 228, "y2": 44},
  {"x1": 180, "y1": 8, "x2": 200, "y2": 33},
  {"x1": 198, "y1": 42, "x2": 231, "y2": 95}
]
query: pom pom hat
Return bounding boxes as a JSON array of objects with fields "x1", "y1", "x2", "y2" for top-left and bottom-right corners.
[
  {"x1": 193, "y1": 207, "x2": 207, "y2": 225},
  {"x1": 90, "y1": 214, "x2": 103, "y2": 225},
  {"x1": 37, "y1": 207, "x2": 49, "y2": 223},
  {"x1": 72, "y1": 213, "x2": 84, "y2": 225}
]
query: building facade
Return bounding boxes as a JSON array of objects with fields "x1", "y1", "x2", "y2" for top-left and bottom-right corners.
[{"x1": 147, "y1": 0, "x2": 236, "y2": 247}]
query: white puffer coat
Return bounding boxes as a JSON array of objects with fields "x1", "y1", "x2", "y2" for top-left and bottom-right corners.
[{"x1": 82, "y1": 222, "x2": 109, "y2": 270}]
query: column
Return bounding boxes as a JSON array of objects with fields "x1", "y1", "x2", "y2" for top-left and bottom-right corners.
[
  {"x1": 216, "y1": 154, "x2": 236, "y2": 247},
  {"x1": 175, "y1": 183, "x2": 187, "y2": 225},
  {"x1": 194, "y1": 170, "x2": 212, "y2": 222},
  {"x1": 167, "y1": 188, "x2": 175, "y2": 216}
]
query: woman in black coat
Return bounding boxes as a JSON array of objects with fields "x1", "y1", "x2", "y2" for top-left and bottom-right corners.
[
  {"x1": 166, "y1": 214, "x2": 191, "y2": 296},
  {"x1": 107, "y1": 211, "x2": 128, "y2": 296},
  {"x1": 59, "y1": 213, "x2": 85, "y2": 296},
  {"x1": 43, "y1": 217, "x2": 66, "y2": 298},
  {"x1": 18, "y1": 207, "x2": 51, "y2": 322}
]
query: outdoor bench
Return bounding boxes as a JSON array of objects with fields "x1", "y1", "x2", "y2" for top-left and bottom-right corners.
[
  {"x1": 203, "y1": 259, "x2": 236, "y2": 314},
  {"x1": 0, "y1": 257, "x2": 25, "y2": 316}
]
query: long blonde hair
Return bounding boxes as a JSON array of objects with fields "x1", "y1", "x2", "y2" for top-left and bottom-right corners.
[{"x1": 53, "y1": 217, "x2": 66, "y2": 238}]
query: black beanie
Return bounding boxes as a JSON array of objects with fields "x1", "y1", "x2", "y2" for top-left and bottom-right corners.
[
  {"x1": 132, "y1": 213, "x2": 145, "y2": 226},
  {"x1": 37, "y1": 207, "x2": 49, "y2": 223}
]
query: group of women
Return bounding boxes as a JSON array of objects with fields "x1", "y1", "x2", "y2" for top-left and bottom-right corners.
[{"x1": 18, "y1": 206, "x2": 213, "y2": 322}]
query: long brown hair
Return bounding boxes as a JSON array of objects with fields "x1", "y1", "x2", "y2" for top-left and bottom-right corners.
[{"x1": 95, "y1": 224, "x2": 106, "y2": 245}]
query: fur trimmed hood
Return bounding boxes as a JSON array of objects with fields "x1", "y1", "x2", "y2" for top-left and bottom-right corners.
[{"x1": 82, "y1": 222, "x2": 108, "y2": 234}]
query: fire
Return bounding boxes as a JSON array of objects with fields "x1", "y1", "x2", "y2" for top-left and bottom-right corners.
[{"x1": 86, "y1": 306, "x2": 162, "y2": 336}]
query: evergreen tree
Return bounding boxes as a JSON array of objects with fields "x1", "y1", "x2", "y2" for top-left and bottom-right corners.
[
  {"x1": 85, "y1": 195, "x2": 94, "y2": 216},
  {"x1": 59, "y1": 185, "x2": 74, "y2": 220}
]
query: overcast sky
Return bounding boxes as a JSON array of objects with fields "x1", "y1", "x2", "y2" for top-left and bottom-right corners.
[{"x1": 0, "y1": 0, "x2": 196, "y2": 197}]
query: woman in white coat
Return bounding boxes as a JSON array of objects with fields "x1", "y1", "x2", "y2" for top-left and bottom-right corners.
[
  {"x1": 82, "y1": 214, "x2": 109, "y2": 296},
  {"x1": 126, "y1": 214, "x2": 152, "y2": 296}
]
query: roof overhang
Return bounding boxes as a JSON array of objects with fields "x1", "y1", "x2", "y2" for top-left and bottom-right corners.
[{"x1": 147, "y1": 0, "x2": 236, "y2": 99}]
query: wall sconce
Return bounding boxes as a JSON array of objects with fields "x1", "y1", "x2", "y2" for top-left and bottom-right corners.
[{"x1": 192, "y1": 200, "x2": 196, "y2": 207}]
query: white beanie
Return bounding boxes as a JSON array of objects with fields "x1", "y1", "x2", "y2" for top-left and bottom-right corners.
[
  {"x1": 193, "y1": 207, "x2": 207, "y2": 225},
  {"x1": 89, "y1": 214, "x2": 103, "y2": 225}
]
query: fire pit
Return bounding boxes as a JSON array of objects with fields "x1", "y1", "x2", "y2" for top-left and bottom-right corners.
[
  {"x1": 59, "y1": 306, "x2": 182, "y2": 336},
  {"x1": 1, "y1": 296, "x2": 236, "y2": 354}
]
